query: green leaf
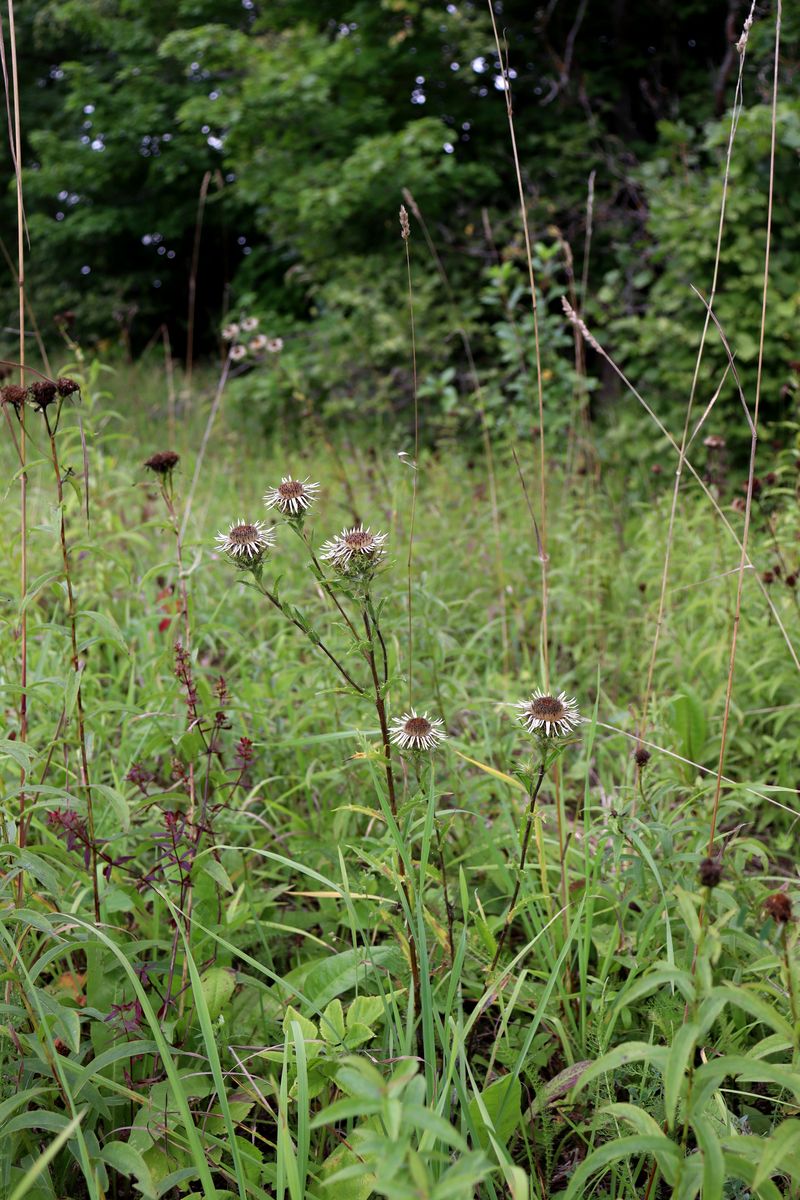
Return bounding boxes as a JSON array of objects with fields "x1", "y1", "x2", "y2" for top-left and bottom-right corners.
[
  {"x1": 200, "y1": 966, "x2": 236, "y2": 1021},
  {"x1": 563, "y1": 1135, "x2": 682, "y2": 1199},
  {"x1": 100, "y1": 1142, "x2": 157, "y2": 1199},
  {"x1": 201, "y1": 856, "x2": 234, "y2": 893},
  {"x1": 664, "y1": 1021, "x2": 698, "y2": 1131},
  {"x1": 752, "y1": 1119, "x2": 800, "y2": 1189},
  {"x1": 79, "y1": 609, "x2": 130, "y2": 656},
  {"x1": 692, "y1": 1115, "x2": 724, "y2": 1200},
  {"x1": 320, "y1": 998, "x2": 346, "y2": 1044},
  {"x1": 347, "y1": 995, "x2": 384, "y2": 1030},
  {"x1": 468, "y1": 1074, "x2": 522, "y2": 1149}
]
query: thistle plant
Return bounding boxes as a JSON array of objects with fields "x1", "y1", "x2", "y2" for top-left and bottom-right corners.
[
  {"x1": 216, "y1": 480, "x2": 447, "y2": 1027},
  {"x1": 490, "y1": 689, "x2": 582, "y2": 973}
]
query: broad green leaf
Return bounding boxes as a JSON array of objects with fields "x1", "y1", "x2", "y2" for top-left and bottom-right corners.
[
  {"x1": 468, "y1": 1074, "x2": 522, "y2": 1149},
  {"x1": 200, "y1": 966, "x2": 236, "y2": 1021}
]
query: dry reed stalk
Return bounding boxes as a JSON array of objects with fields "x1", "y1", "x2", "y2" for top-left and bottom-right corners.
[
  {"x1": 636, "y1": 0, "x2": 756, "y2": 763},
  {"x1": 707, "y1": 0, "x2": 781, "y2": 853}
]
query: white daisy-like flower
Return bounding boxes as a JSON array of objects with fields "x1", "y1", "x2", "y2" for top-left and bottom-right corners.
[
  {"x1": 230, "y1": 344, "x2": 248, "y2": 362},
  {"x1": 263, "y1": 476, "x2": 320, "y2": 515},
  {"x1": 320, "y1": 525, "x2": 388, "y2": 572},
  {"x1": 241, "y1": 316, "x2": 259, "y2": 332},
  {"x1": 515, "y1": 689, "x2": 581, "y2": 737},
  {"x1": 389, "y1": 710, "x2": 447, "y2": 752},
  {"x1": 222, "y1": 322, "x2": 240, "y2": 342},
  {"x1": 215, "y1": 519, "x2": 275, "y2": 561},
  {"x1": 266, "y1": 337, "x2": 284, "y2": 354},
  {"x1": 249, "y1": 334, "x2": 268, "y2": 353}
]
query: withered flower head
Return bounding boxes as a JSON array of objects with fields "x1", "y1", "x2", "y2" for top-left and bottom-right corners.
[
  {"x1": 703, "y1": 434, "x2": 726, "y2": 451},
  {"x1": 57, "y1": 377, "x2": 80, "y2": 398},
  {"x1": 241, "y1": 316, "x2": 259, "y2": 332},
  {"x1": 230, "y1": 344, "x2": 247, "y2": 362},
  {"x1": 764, "y1": 892, "x2": 792, "y2": 925},
  {"x1": 699, "y1": 857, "x2": 723, "y2": 888},
  {"x1": 28, "y1": 379, "x2": 58, "y2": 412},
  {"x1": 515, "y1": 689, "x2": 582, "y2": 738},
  {"x1": 389, "y1": 709, "x2": 446, "y2": 752},
  {"x1": 215, "y1": 518, "x2": 275, "y2": 564},
  {"x1": 264, "y1": 475, "x2": 320, "y2": 516},
  {"x1": 320, "y1": 525, "x2": 388, "y2": 574},
  {"x1": 144, "y1": 451, "x2": 180, "y2": 476},
  {"x1": 0, "y1": 383, "x2": 27, "y2": 411},
  {"x1": 634, "y1": 746, "x2": 651, "y2": 768}
]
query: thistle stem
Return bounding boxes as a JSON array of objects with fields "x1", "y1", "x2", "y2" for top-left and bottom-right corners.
[{"x1": 490, "y1": 761, "x2": 547, "y2": 974}]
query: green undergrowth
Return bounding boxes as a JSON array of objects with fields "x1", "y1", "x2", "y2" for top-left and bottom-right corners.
[{"x1": 0, "y1": 361, "x2": 799, "y2": 1199}]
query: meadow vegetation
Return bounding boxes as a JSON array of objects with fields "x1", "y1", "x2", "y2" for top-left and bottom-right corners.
[{"x1": 2, "y1": 2, "x2": 800, "y2": 1198}]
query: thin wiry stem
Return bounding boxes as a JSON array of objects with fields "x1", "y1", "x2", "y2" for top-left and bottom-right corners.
[
  {"x1": 44, "y1": 412, "x2": 100, "y2": 923},
  {"x1": 637, "y1": 2, "x2": 755, "y2": 762},
  {"x1": 487, "y1": 4, "x2": 549, "y2": 686},
  {"x1": 402, "y1": 189, "x2": 510, "y2": 673},
  {"x1": 6, "y1": 0, "x2": 27, "y2": 903},
  {"x1": 708, "y1": 0, "x2": 780, "y2": 853},
  {"x1": 562, "y1": 300, "x2": 800, "y2": 672},
  {"x1": 401, "y1": 206, "x2": 419, "y2": 708},
  {"x1": 489, "y1": 762, "x2": 547, "y2": 976}
]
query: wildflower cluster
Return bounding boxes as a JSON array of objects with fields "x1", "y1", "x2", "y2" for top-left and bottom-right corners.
[
  {"x1": 221, "y1": 315, "x2": 283, "y2": 361},
  {"x1": 1, "y1": 376, "x2": 80, "y2": 417}
]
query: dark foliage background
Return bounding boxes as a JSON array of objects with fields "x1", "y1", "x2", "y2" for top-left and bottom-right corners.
[{"x1": 4, "y1": 1, "x2": 798, "y2": 441}]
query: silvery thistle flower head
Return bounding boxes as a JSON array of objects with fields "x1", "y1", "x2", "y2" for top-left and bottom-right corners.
[
  {"x1": 320, "y1": 525, "x2": 388, "y2": 578},
  {"x1": 215, "y1": 519, "x2": 275, "y2": 570},
  {"x1": 389, "y1": 710, "x2": 447, "y2": 752},
  {"x1": 264, "y1": 476, "x2": 320, "y2": 518},
  {"x1": 515, "y1": 689, "x2": 581, "y2": 738}
]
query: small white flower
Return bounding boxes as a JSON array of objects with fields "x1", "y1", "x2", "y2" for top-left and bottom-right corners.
[
  {"x1": 215, "y1": 519, "x2": 275, "y2": 561},
  {"x1": 249, "y1": 334, "x2": 269, "y2": 353},
  {"x1": 241, "y1": 316, "x2": 259, "y2": 332},
  {"x1": 230, "y1": 344, "x2": 247, "y2": 362},
  {"x1": 264, "y1": 476, "x2": 320, "y2": 515},
  {"x1": 222, "y1": 322, "x2": 240, "y2": 342},
  {"x1": 389, "y1": 710, "x2": 447, "y2": 752},
  {"x1": 515, "y1": 689, "x2": 581, "y2": 737},
  {"x1": 320, "y1": 525, "x2": 388, "y2": 573},
  {"x1": 266, "y1": 337, "x2": 284, "y2": 354}
]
